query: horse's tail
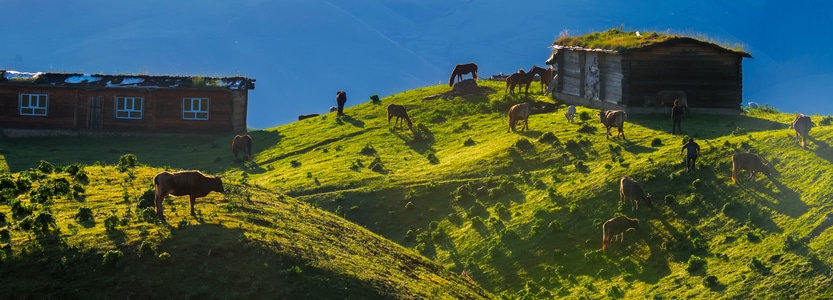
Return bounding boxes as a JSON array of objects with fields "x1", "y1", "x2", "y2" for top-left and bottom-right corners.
[{"x1": 449, "y1": 67, "x2": 457, "y2": 87}]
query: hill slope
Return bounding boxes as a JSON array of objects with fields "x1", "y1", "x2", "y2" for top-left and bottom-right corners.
[
  {"x1": 239, "y1": 80, "x2": 833, "y2": 298},
  {"x1": 1, "y1": 80, "x2": 833, "y2": 298},
  {"x1": 0, "y1": 164, "x2": 491, "y2": 298}
]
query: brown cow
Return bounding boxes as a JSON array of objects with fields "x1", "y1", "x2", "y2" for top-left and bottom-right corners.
[
  {"x1": 507, "y1": 103, "x2": 530, "y2": 133},
  {"x1": 602, "y1": 216, "x2": 639, "y2": 251},
  {"x1": 731, "y1": 153, "x2": 771, "y2": 183},
  {"x1": 153, "y1": 171, "x2": 224, "y2": 218},
  {"x1": 619, "y1": 176, "x2": 653, "y2": 211},
  {"x1": 792, "y1": 114, "x2": 814, "y2": 149},
  {"x1": 598, "y1": 110, "x2": 626, "y2": 139},
  {"x1": 232, "y1": 134, "x2": 252, "y2": 161}
]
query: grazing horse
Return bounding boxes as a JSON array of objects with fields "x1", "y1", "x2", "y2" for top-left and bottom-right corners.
[
  {"x1": 619, "y1": 176, "x2": 653, "y2": 211},
  {"x1": 449, "y1": 63, "x2": 478, "y2": 87},
  {"x1": 731, "y1": 153, "x2": 771, "y2": 183},
  {"x1": 792, "y1": 114, "x2": 814, "y2": 149},
  {"x1": 602, "y1": 216, "x2": 639, "y2": 251},
  {"x1": 505, "y1": 69, "x2": 536, "y2": 94},
  {"x1": 153, "y1": 171, "x2": 224, "y2": 218},
  {"x1": 507, "y1": 103, "x2": 530, "y2": 133},
  {"x1": 529, "y1": 66, "x2": 553, "y2": 94},
  {"x1": 598, "y1": 110, "x2": 627, "y2": 139},
  {"x1": 232, "y1": 134, "x2": 252, "y2": 161},
  {"x1": 386, "y1": 104, "x2": 413, "y2": 131}
]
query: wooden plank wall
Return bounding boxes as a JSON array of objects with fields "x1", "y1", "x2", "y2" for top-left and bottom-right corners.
[
  {"x1": 625, "y1": 41, "x2": 743, "y2": 109},
  {"x1": 600, "y1": 54, "x2": 623, "y2": 103},
  {"x1": 560, "y1": 50, "x2": 582, "y2": 97}
]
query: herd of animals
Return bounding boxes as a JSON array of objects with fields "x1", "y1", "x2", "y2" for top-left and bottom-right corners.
[{"x1": 151, "y1": 62, "x2": 820, "y2": 253}]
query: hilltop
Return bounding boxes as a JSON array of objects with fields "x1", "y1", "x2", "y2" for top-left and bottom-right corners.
[{"x1": 1, "y1": 79, "x2": 833, "y2": 298}]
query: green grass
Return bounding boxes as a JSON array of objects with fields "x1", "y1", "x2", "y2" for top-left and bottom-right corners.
[
  {"x1": 1, "y1": 79, "x2": 833, "y2": 298},
  {"x1": 554, "y1": 27, "x2": 750, "y2": 55}
]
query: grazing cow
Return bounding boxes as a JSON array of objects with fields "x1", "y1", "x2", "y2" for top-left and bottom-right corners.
[
  {"x1": 153, "y1": 171, "x2": 224, "y2": 218},
  {"x1": 298, "y1": 114, "x2": 320, "y2": 121},
  {"x1": 731, "y1": 153, "x2": 771, "y2": 183},
  {"x1": 650, "y1": 90, "x2": 689, "y2": 113},
  {"x1": 792, "y1": 114, "x2": 814, "y2": 149},
  {"x1": 619, "y1": 176, "x2": 653, "y2": 211},
  {"x1": 232, "y1": 134, "x2": 252, "y2": 161},
  {"x1": 602, "y1": 216, "x2": 639, "y2": 251},
  {"x1": 598, "y1": 110, "x2": 626, "y2": 139},
  {"x1": 564, "y1": 105, "x2": 576, "y2": 123},
  {"x1": 507, "y1": 103, "x2": 530, "y2": 133},
  {"x1": 386, "y1": 104, "x2": 413, "y2": 131}
]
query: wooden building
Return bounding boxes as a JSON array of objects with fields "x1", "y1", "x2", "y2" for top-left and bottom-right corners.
[
  {"x1": 545, "y1": 28, "x2": 751, "y2": 113},
  {"x1": 0, "y1": 70, "x2": 254, "y2": 136}
]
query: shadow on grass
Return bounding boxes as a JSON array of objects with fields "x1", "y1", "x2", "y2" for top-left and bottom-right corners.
[{"x1": 628, "y1": 114, "x2": 789, "y2": 140}]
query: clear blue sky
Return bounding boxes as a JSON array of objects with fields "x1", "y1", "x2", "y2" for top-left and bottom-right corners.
[{"x1": 2, "y1": 0, "x2": 831, "y2": 128}]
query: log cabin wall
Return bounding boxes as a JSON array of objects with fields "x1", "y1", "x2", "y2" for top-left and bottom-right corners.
[{"x1": 624, "y1": 41, "x2": 743, "y2": 109}]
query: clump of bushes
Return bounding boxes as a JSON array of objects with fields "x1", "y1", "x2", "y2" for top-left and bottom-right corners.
[
  {"x1": 514, "y1": 138, "x2": 534, "y2": 151},
  {"x1": 139, "y1": 240, "x2": 158, "y2": 258},
  {"x1": 686, "y1": 255, "x2": 706, "y2": 273},
  {"x1": 369, "y1": 94, "x2": 380, "y2": 104},
  {"x1": 19, "y1": 211, "x2": 57, "y2": 232},
  {"x1": 819, "y1": 116, "x2": 833, "y2": 126},
  {"x1": 368, "y1": 156, "x2": 385, "y2": 172},
  {"x1": 651, "y1": 138, "x2": 662, "y2": 147},
  {"x1": 538, "y1": 132, "x2": 557, "y2": 143},
  {"x1": 463, "y1": 138, "x2": 476, "y2": 146},
  {"x1": 75, "y1": 207, "x2": 94, "y2": 222},
  {"x1": 424, "y1": 150, "x2": 439, "y2": 164},
  {"x1": 117, "y1": 154, "x2": 138, "y2": 172},
  {"x1": 102, "y1": 250, "x2": 124, "y2": 267},
  {"x1": 360, "y1": 143, "x2": 376, "y2": 155}
]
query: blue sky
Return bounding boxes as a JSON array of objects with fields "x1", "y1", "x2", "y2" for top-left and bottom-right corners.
[{"x1": 2, "y1": 0, "x2": 831, "y2": 129}]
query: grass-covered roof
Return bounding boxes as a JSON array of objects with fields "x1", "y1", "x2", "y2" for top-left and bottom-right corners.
[{"x1": 552, "y1": 28, "x2": 751, "y2": 57}]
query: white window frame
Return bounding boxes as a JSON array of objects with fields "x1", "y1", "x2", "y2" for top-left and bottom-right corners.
[
  {"x1": 19, "y1": 93, "x2": 48, "y2": 116},
  {"x1": 115, "y1": 96, "x2": 144, "y2": 119},
  {"x1": 182, "y1": 98, "x2": 209, "y2": 120}
]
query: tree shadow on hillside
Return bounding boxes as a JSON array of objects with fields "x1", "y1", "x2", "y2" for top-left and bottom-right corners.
[{"x1": 627, "y1": 114, "x2": 789, "y2": 140}]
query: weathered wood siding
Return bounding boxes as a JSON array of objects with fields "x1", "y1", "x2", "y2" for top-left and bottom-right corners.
[
  {"x1": 624, "y1": 41, "x2": 743, "y2": 109},
  {"x1": 560, "y1": 50, "x2": 582, "y2": 97},
  {"x1": 600, "y1": 54, "x2": 623, "y2": 103}
]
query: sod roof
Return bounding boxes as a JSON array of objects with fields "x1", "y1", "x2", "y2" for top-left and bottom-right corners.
[{"x1": 551, "y1": 28, "x2": 751, "y2": 58}]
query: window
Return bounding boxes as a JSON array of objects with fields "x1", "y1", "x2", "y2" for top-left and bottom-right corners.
[
  {"x1": 115, "y1": 96, "x2": 144, "y2": 119},
  {"x1": 182, "y1": 98, "x2": 209, "y2": 120},
  {"x1": 19, "y1": 93, "x2": 48, "y2": 116}
]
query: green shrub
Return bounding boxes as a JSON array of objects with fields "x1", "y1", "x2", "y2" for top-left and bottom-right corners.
[
  {"x1": 577, "y1": 124, "x2": 597, "y2": 134},
  {"x1": 290, "y1": 160, "x2": 301, "y2": 168},
  {"x1": 369, "y1": 94, "x2": 380, "y2": 104},
  {"x1": 20, "y1": 211, "x2": 56, "y2": 232},
  {"x1": 139, "y1": 240, "x2": 158, "y2": 258},
  {"x1": 138, "y1": 207, "x2": 157, "y2": 223},
  {"x1": 651, "y1": 138, "x2": 662, "y2": 147},
  {"x1": 463, "y1": 138, "x2": 476, "y2": 146},
  {"x1": 819, "y1": 116, "x2": 832, "y2": 126},
  {"x1": 360, "y1": 143, "x2": 376, "y2": 155},
  {"x1": 424, "y1": 150, "x2": 439, "y2": 164},
  {"x1": 76, "y1": 207, "x2": 94, "y2": 222},
  {"x1": 368, "y1": 156, "x2": 385, "y2": 172},
  {"x1": 514, "y1": 138, "x2": 534, "y2": 151},
  {"x1": 10, "y1": 200, "x2": 32, "y2": 218},
  {"x1": 117, "y1": 154, "x2": 138, "y2": 172},
  {"x1": 0, "y1": 228, "x2": 9, "y2": 240},
  {"x1": 686, "y1": 255, "x2": 706, "y2": 273},
  {"x1": 538, "y1": 132, "x2": 557, "y2": 143},
  {"x1": 783, "y1": 234, "x2": 802, "y2": 251},
  {"x1": 104, "y1": 214, "x2": 121, "y2": 231},
  {"x1": 578, "y1": 111, "x2": 591, "y2": 121},
  {"x1": 102, "y1": 250, "x2": 124, "y2": 267},
  {"x1": 703, "y1": 275, "x2": 719, "y2": 288},
  {"x1": 37, "y1": 160, "x2": 54, "y2": 174}
]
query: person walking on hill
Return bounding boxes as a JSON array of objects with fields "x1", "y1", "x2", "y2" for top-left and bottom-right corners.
[
  {"x1": 680, "y1": 138, "x2": 701, "y2": 172},
  {"x1": 336, "y1": 90, "x2": 347, "y2": 117},
  {"x1": 671, "y1": 98, "x2": 684, "y2": 135}
]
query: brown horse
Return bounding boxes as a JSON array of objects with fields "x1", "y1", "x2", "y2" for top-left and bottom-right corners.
[
  {"x1": 386, "y1": 104, "x2": 413, "y2": 131},
  {"x1": 529, "y1": 66, "x2": 553, "y2": 94},
  {"x1": 232, "y1": 134, "x2": 252, "y2": 161},
  {"x1": 449, "y1": 63, "x2": 478, "y2": 87},
  {"x1": 505, "y1": 68, "x2": 536, "y2": 94}
]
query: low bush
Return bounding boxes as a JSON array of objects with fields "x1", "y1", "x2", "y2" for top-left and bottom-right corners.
[
  {"x1": 102, "y1": 250, "x2": 124, "y2": 267},
  {"x1": 117, "y1": 154, "x2": 138, "y2": 172},
  {"x1": 686, "y1": 255, "x2": 706, "y2": 273},
  {"x1": 75, "y1": 207, "x2": 94, "y2": 222}
]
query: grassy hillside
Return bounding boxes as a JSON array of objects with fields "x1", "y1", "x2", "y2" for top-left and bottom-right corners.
[
  {"x1": 1, "y1": 79, "x2": 833, "y2": 299},
  {"x1": 0, "y1": 161, "x2": 491, "y2": 297}
]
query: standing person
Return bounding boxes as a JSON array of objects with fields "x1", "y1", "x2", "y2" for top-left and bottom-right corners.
[
  {"x1": 671, "y1": 98, "x2": 684, "y2": 135},
  {"x1": 336, "y1": 90, "x2": 347, "y2": 117},
  {"x1": 680, "y1": 138, "x2": 700, "y2": 172}
]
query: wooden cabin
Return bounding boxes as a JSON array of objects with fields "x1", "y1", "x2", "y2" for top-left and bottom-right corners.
[
  {"x1": 0, "y1": 71, "x2": 254, "y2": 136},
  {"x1": 545, "y1": 28, "x2": 751, "y2": 113}
]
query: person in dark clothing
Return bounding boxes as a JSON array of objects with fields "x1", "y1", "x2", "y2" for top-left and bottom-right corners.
[
  {"x1": 671, "y1": 98, "x2": 684, "y2": 135},
  {"x1": 336, "y1": 90, "x2": 347, "y2": 117},
  {"x1": 680, "y1": 138, "x2": 700, "y2": 172}
]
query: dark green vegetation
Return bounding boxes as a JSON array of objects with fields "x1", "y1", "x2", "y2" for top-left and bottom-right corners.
[{"x1": 1, "y1": 79, "x2": 832, "y2": 299}]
